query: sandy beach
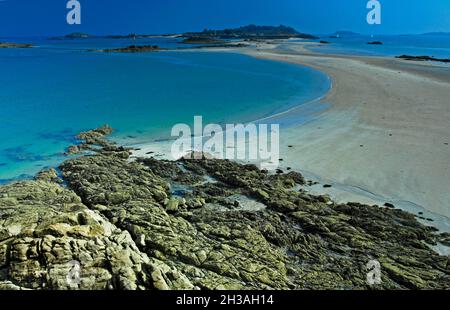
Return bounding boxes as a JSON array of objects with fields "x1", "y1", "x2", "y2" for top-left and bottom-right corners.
[
  {"x1": 133, "y1": 42, "x2": 450, "y2": 226},
  {"x1": 4, "y1": 0, "x2": 450, "y2": 294},
  {"x1": 242, "y1": 42, "x2": 450, "y2": 222}
]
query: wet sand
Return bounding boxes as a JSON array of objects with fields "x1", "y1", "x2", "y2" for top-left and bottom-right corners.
[{"x1": 244, "y1": 42, "x2": 450, "y2": 220}]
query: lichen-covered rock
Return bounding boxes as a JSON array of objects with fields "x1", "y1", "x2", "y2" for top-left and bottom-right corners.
[
  {"x1": 1, "y1": 129, "x2": 449, "y2": 290},
  {"x1": 0, "y1": 175, "x2": 193, "y2": 290}
]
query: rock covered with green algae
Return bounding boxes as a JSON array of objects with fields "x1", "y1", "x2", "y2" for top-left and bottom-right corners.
[
  {"x1": 0, "y1": 128, "x2": 449, "y2": 290},
  {"x1": 60, "y1": 154, "x2": 287, "y2": 289},
  {"x1": 0, "y1": 168, "x2": 194, "y2": 290}
]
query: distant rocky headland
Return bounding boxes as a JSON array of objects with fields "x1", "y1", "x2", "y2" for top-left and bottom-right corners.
[
  {"x1": 0, "y1": 126, "x2": 448, "y2": 290},
  {"x1": 0, "y1": 42, "x2": 32, "y2": 48},
  {"x1": 396, "y1": 55, "x2": 450, "y2": 63}
]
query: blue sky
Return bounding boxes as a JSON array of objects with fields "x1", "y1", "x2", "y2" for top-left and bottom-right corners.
[{"x1": 0, "y1": 0, "x2": 449, "y2": 36}]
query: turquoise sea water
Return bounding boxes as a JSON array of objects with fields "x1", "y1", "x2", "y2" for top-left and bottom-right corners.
[
  {"x1": 0, "y1": 38, "x2": 330, "y2": 182},
  {"x1": 306, "y1": 34, "x2": 450, "y2": 59}
]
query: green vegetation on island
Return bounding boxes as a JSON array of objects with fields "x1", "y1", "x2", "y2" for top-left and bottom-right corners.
[{"x1": 183, "y1": 24, "x2": 318, "y2": 40}]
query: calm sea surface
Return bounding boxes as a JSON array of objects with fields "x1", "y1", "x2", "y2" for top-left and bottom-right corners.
[
  {"x1": 0, "y1": 37, "x2": 330, "y2": 181},
  {"x1": 306, "y1": 34, "x2": 450, "y2": 59}
]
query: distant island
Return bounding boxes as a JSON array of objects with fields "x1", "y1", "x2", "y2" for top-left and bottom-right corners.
[
  {"x1": 49, "y1": 32, "x2": 90, "y2": 40},
  {"x1": 182, "y1": 25, "x2": 318, "y2": 40},
  {"x1": 182, "y1": 37, "x2": 225, "y2": 44},
  {"x1": 52, "y1": 25, "x2": 317, "y2": 43},
  {"x1": 396, "y1": 55, "x2": 450, "y2": 63},
  {"x1": 105, "y1": 34, "x2": 174, "y2": 39},
  {"x1": 86, "y1": 24, "x2": 315, "y2": 53},
  {"x1": 96, "y1": 45, "x2": 162, "y2": 53},
  {"x1": 0, "y1": 42, "x2": 32, "y2": 48}
]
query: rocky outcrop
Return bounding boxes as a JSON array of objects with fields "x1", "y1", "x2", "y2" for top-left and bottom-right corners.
[
  {"x1": 182, "y1": 37, "x2": 225, "y2": 44},
  {"x1": 96, "y1": 45, "x2": 161, "y2": 53},
  {"x1": 0, "y1": 127, "x2": 449, "y2": 290},
  {"x1": 0, "y1": 43, "x2": 33, "y2": 48},
  {"x1": 0, "y1": 168, "x2": 194, "y2": 290},
  {"x1": 396, "y1": 55, "x2": 450, "y2": 63}
]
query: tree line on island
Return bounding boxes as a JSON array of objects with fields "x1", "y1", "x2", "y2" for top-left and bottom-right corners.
[
  {"x1": 4, "y1": 26, "x2": 449, "y2": 63},
  {"x1": 182, "y1": 24, "x2": 318, "y2": 40}
]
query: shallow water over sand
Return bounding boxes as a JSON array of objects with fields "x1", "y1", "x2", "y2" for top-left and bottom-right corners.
[{"x1": 0, "y1": 39, "x2": 330, "y2": 182}]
